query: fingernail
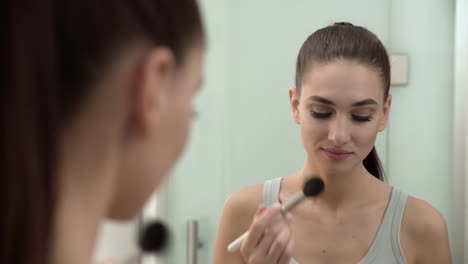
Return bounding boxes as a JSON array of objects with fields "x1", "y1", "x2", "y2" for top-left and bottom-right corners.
[{"x1": 257, "y1": 204, "x2": 266, "y2": 214}]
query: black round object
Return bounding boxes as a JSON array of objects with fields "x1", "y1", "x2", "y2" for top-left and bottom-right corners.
[
  {"x1": 139, "y1": 220, "x2": 170, "y2": 253},
  {"x1": 303, "y1": 177, "x2": 325, "y2": 197}
]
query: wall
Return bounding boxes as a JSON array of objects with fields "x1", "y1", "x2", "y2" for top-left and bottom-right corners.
[{"x1": 387, "y1": 0, "x2": 455, "y2": 254}]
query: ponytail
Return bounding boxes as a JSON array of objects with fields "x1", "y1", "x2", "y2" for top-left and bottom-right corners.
[
  {"x1": 1, "y1": 0, "x2": 59, "y2": 263},
  {"x1": 363, "y1": 147, "x2": 385, "y2": 181}
]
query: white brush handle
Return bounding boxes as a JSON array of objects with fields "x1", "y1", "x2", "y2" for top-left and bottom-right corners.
[{"x1": 227, "y1": 231, "x2": 249, "y2": 252}]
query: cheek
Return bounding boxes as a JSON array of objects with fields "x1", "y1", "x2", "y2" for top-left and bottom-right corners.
[
  {"x1": 168, "y1": 90, "x2": 195, "y2": 150},
  {"x1": 301, "y1": 121, "x2": 324, "y2": 138},
  {"x1": 299, "y1": 117, "x2": 328, "y2": 149},
  {"x1": 170, "y1": 77, "x2": 195, "y2": 121},
  {"x1": 353, "y1": 124, "x2": 379, "y2": 151}
]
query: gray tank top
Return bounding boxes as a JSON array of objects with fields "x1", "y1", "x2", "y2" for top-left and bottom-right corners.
[{"x1": 263, "y1": 178, "x2": 408, "y2": 264}]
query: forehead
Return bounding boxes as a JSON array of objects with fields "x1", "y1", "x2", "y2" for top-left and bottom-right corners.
[{"x1": 301, "y1": 60, "x2": 385, "y2": 104}]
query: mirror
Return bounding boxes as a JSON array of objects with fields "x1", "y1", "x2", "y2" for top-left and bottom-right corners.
[{"x1": 95, "y1": 0, "x2": 462, "y2": 263}]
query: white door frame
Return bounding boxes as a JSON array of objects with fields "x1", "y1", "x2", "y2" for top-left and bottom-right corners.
[{"x1": 453, "y1": 0, "x2": 468, "y2": 262}]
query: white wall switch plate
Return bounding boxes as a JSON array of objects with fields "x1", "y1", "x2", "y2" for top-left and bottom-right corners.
[{"x1": 390, "y1": 54, "x2": 409, "y2": 86}]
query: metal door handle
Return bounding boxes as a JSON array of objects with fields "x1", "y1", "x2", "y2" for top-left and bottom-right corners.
[{"x1": 187, "y1": 220, "x2": 203, "y2": 264}]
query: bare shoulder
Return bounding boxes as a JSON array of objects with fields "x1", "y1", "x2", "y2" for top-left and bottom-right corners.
[
  {"x1": 223, "y1": 184, "x2": 264, "y2": 220},
  {"x1": 401, "y1": 196, "x2": 451, "y2": 263},
  {"x1": 403, "y1": 196, "x2": 448, "y2": 240},
  {"x1": 213, "y1": 184, "x2": 264, "y2": 264}
]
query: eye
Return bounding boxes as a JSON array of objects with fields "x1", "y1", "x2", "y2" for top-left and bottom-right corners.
[
  {"x1": 311, "y1": 111, "x2": 332, "y2": 119},
  {"x1": 351, "y1": 115, "x2": 372, "y2": 122}
]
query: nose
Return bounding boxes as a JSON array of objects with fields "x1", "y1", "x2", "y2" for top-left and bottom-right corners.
[{"x1": 328, "y1": 116, "x2": 350, "y2": 147}]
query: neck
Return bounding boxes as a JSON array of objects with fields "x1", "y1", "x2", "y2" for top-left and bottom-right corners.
[
  {"x1": 50, "y1": 119, "x2": 119, "y2": 264},
  {"x1": 50, "y1": 185, "x2": 107, "y2": 264},
  {"x1": 297, "y1": 158, "x2": 377, "y2": 210}
]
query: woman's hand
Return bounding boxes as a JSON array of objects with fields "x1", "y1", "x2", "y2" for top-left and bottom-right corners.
[{"x1": 240, "y1": 204, "x2": 294, "y2": 264}]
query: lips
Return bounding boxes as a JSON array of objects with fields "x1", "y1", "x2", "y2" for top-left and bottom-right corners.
[{"x1": 322, "y1": 148, "x2": 353, "y2": 161}]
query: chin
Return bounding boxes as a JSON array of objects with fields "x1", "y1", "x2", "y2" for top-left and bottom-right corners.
[{"x1": 316, "y1": 158, "x2": 355, "y2": 175}]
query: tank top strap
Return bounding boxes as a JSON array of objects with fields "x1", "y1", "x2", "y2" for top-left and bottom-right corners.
[{"x1": 262, "y1": 177, "x2": 282, "y2": 207}]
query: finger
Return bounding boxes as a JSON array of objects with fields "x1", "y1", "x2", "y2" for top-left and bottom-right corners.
[
  {"x1": 257, "y1": 204, "x2": 266, "y2": 215},
  {"x1": 267, "y1": 227, "x2": 291, "y2": 262},
  {"x1": 284, "y1": 212, "x2": 293, "y2": 225},
  {"x1": 240, "y1": 204, "x2": 266, "y2": 257},
  {"x1": 255, "y1": 213, "x2": 290, "y2": 262},
  {"x1": 277, "y1": 236, "x2": 295, "y2": 264},
  {"x1": 242, "y1": 204, "x2": 282, "y2": 253},
  {"x1": 253, "y1": 226, "x2": 278, "y2": 259}
]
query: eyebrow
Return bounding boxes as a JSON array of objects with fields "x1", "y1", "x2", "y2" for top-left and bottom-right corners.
[
  {"x1": 351, "y1": 98, "x2": 378, "y2": 107},
  {"x1": 307, "y1": 96, "x2": 378, "y2": 107}
]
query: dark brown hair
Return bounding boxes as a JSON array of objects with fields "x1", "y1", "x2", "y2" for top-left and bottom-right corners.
[
  {"x1": 295, "y1": 22, "x2": 390, "y2": 180},
  {"x1": 2, "y1": 1, "x2": 204, "y2": 263}
]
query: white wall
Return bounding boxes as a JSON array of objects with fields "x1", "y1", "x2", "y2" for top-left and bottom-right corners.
[{"x1": 387, "y1": 0, "x2": 455, "y2": 254}]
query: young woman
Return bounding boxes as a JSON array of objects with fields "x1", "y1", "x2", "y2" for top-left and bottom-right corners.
[
  {"x1": 214, "y1": 22, "x2": 451, "y2": 264},
  {"x1": 2, "y1": 1, "x2": 205, "y2": 263}
]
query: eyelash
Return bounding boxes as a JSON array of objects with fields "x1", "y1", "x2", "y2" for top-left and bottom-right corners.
[
  {"x1": 311, "y1": 112, "x2": 372, "y2": 122},
  {"x1": 352, "y1": 115, "x2": 372, "y2": 122}
]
